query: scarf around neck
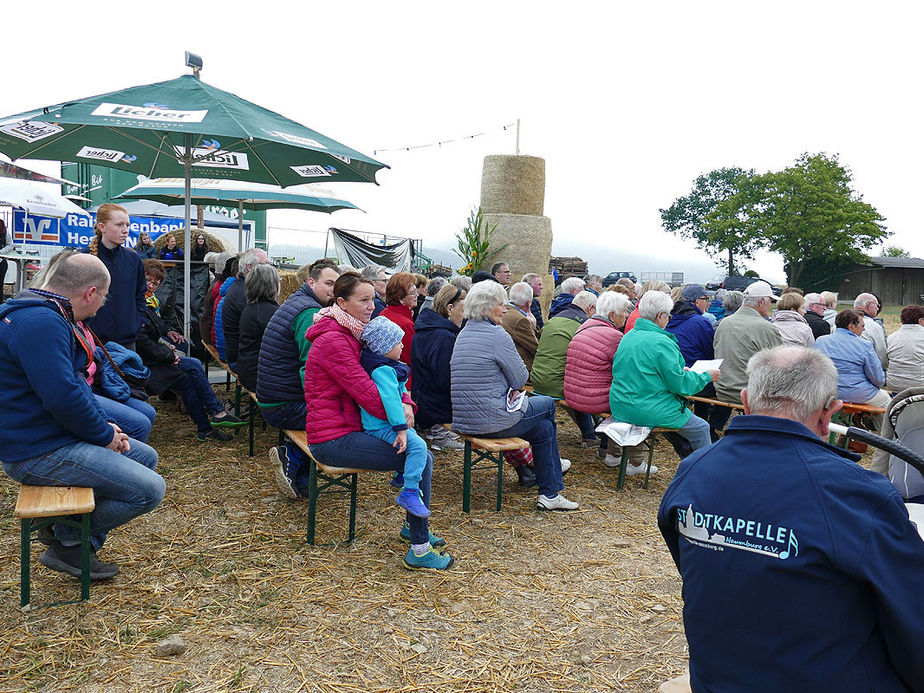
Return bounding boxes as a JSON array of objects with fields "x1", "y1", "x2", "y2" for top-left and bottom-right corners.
[{"x1": 317, "y1": 304, "x2": 366, "y2": 339}]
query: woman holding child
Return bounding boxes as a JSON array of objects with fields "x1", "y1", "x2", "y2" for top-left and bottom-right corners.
[{"x1": 304, "y1": 273, "x2": 452, "y2": 571}]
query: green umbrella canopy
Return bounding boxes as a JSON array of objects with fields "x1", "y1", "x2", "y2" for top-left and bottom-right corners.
[
  {"x1": 116, "y1": 178, "x2": 361, "y2": 213},
  {"x1": 0, "y1": 75, "x2": 388, "y2": 187}
]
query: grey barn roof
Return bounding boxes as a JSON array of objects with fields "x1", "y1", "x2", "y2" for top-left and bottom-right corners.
[{"x1": 866, "y1": 257, "x2": 924, "y2": 269}]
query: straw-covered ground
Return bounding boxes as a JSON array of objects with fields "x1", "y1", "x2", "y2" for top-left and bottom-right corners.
[
  {"x1": 0, "y1": 305, "x2": 898, "y2": 692},
  {"x1": 1, "y1": 387, "x2": 694, "y2": 693}
]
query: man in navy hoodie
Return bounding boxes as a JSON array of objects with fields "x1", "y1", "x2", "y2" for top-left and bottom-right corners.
[
  {"x1": 659, "y1": 345, "x2": 924, "y2": 692},
  {"x1": 0, "y1": 252, "x2": 165, "y2": 580}
]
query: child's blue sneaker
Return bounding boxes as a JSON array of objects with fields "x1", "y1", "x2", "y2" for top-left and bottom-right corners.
[
  {"x1": 396, "y1": 489, "x2": 431, "y2": 518},
  {"x1": 399, "y1": 522, "x2": 446, "y2": 548},
  {"x1": 390, "y1": 472, "x2": 404, "y2": 488},
  {"x1": 403, "y1": 547, "x2": 454, "y2": 571}
]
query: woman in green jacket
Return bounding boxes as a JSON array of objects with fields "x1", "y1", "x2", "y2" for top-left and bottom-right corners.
[{"x1": 609, "y1": 291, "x2": 720, "y2": 465}]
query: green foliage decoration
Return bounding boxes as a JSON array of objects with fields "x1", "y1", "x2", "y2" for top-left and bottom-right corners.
[{"x1": 453, "y1": 206, "x2": 507, "y2": 276}]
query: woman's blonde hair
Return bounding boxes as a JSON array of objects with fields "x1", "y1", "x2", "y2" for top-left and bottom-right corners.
[
  {"x1": 777, "y1": 292, "x2": 804, "y2": 312},
  {"x1": 88, "y1": 203, "x2": 128, "y2": 256}
]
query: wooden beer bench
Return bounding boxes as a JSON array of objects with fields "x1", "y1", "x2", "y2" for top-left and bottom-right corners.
[{"x1": 443, "y1": 425, "x2": 529, "y2": 512}]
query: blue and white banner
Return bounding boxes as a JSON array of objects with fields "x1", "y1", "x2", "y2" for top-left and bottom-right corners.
[{"x1": 12, "y1": 210, "x2": 186, "y2": 249}]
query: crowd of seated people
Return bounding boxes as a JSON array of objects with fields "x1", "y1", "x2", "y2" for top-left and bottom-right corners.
[{"x1": 18, "y1": 234, "x2": 924, "y2": 581}]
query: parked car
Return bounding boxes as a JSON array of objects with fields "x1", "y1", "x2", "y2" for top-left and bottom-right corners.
[
  {"x1": 720, "y1": 275, "x2": 782, "y2": 296},
  {"x1": 602, "y1": 271, "x2": 637, "y2": 287}
]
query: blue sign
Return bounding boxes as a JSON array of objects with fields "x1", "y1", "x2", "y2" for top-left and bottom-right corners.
[{"x1": 12, "y1": 210, "x2": 187, "y2": 249}]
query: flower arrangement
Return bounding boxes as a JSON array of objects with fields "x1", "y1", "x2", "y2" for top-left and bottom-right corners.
[{"x1": 453, "y1": 206, "x2": 507, "y2": 277}]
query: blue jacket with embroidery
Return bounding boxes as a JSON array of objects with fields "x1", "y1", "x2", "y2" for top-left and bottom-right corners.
[
  {"x1": 0, "y1": 294, "x2": 113, "y2": 463},
  {"x1": 658, "y1": 415, "x2": 924, "y2": 692}
]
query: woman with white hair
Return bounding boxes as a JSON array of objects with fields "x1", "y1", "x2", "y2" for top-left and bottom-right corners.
[
  {"x1": 609, "y1": 291, "x2": 721, "y2": 464},
  {"x1": 450, "y1": 281, "x2": 578, "y2": 511}
]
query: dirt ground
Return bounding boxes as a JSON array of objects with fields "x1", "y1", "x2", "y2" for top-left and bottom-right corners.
[{"x1": 0, "y1": 391, "x2": 692, "y2": 693}]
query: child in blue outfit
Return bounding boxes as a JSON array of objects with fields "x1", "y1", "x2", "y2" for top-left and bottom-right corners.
[{"x1": 360, "y1": 316, "x2": 431, "y2": 518}]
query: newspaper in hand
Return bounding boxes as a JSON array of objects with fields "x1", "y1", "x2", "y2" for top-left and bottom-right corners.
[
  {"x1": 595, "y1": 416, "x2": 651, "y2": 446},
  {"x1": 506, "y1": 388, "x2": 527, "y2": 413},
  {"x1": 689, "y1": 358, "x2": 722, "y2": 374}
]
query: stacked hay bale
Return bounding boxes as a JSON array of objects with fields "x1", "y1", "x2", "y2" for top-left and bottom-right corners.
[
  {"x1": 152, "y1": 229, "x2": 234, "y2": 254},
  {"x1": 480, "y1": 155, "x2": 554, "y2": 315}
]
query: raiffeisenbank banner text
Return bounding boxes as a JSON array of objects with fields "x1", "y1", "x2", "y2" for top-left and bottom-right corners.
[{"x1": 14, "y1": 210, "x2": 188, "y2": 248}]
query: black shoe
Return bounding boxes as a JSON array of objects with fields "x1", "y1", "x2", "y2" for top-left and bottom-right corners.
[
  {"x1": 515, "y1": 464, "x2": 538, "y2": 488},
  {"x1": 197, "y1": 429, "x2": 233, "y2": 442},
  {"x1": 210, "y1": 411, "x2": 247, "y2": 428},
  {"x1": 662, "y1": 432, "x2": 694, "y2": 459},
  {"x1": 39, "y1": 541, "x2": 119, "y2": 581},
  {"x1": 36, "y1": 524, "x2": 55, "y2": 546}
]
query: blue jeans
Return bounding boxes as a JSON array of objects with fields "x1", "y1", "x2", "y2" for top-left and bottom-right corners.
[
  {"x1": 175, "y1": 356, "x2": 224, "y2": 434},
  {"x1": 310, "y1": 432, "x2": 434, "y2": 544},
  {"x1": 3, "y1": 439, "x2": 165, "y2": 551},
  {"x1": 95, "y1": 394, "x2": 156, "y2": 442},
  {"x1": 366, "y1": 427, "x2": 428, "y2": 489},
  {"x1": 483, "y1": 395, "x2": 564, "y2": 497},
  {"x1": 679, "y1": 413, "x2": 712, "y2": 451},
  {"x1": 565, "y1": 406, "x2": 598, "y2": 440},
  {"x1": 261, "y1": 401, "x2": 313, "y2": 498}
]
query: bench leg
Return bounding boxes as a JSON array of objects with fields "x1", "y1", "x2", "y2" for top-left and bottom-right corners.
[
  {"x1": 225, "y1": 370, "x2": 232, "y2": 391},
  {"x1": 79, "y1": 513, "x2": 91, "y2": 602},
  {"x1": 462, "y1": 441, "x2": 473, "y2": 513},
  {"x1": 643, "y1": 441, "x2": 655, "y2": 490},
  {"x1": 20, "y1": 519, "x2": 31, "y2": 608},
  {"x1": 234, "y1": 383, "x2": 242, "y2": 417},
  {"x1": 495, "y1": 451, "x2": 504, "y2": 512},
  {"x1": 617, "y1": 447, "x2": 629, "y2": 490},
  {"x1": 248, "y1": 399, "x2": 255, "y2": 457},
  {"x1": 347, "y1": 473, "x2": 358, "y2": 543},
  {"x1": 306, "y1": 461, "x2": 319, "y2": 545}
]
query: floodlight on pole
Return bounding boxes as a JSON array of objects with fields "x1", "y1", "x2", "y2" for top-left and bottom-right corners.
[{"x1": 185, "y1": 51, "x2": 203, "y2": 78}]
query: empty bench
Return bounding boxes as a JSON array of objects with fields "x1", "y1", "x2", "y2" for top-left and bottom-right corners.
[
  {"x1": 283, "y1": 429, "x2": 372, "y2": 545},
  {"x1": 14, "y1": 485, "x2": 95, "y2": 608}
]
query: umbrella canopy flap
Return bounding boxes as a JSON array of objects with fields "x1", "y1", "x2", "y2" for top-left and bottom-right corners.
[
  {"x1": 0, "y1": 178, "x2": 90, "y2": 219},
  {"x1": 0, "y1": 75, "x2": 388, "y2": 187},
  {"x1": 116, "y1": 178, "x2": 361, "y2": 213}
]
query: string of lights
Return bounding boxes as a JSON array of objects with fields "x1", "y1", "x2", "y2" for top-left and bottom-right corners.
[{"x1": 373, "y1": 121, "x2": 517, "y2": 156}]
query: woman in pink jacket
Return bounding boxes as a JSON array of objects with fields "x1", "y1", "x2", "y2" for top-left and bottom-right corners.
[
  {"x1": 304, "y1": 273, "x2": 452, "y2": 571},
  {"x1": 564, "y1": 291, "x2": 645, "y2": 468}
]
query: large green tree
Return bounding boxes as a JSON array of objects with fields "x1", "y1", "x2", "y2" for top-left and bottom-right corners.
[
  {"x1": 659, "y1": 167, "x2": 758, "y2": 274},
  {"x1": 740, "y1": 153, "x2": 888, "y2": 287}
]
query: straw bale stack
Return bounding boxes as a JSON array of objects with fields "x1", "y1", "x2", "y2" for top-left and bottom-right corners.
[
  {"x1": 278, "y1": 270, "x2": 300, "y2": 303},
  {"x1": 480, "y1": 155, "x2": 545, "y2": 216},
  {"x1": 152, "y1": 228, "x2": 234, "y2": 254}
]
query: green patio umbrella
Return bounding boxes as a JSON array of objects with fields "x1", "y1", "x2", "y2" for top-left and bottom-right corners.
[
  {"x1": 115, "y1": 178, "x2": 361, "y2": 248},
  {"x1": 0, "y1": 73, "x2": 388, "y2": 339}
]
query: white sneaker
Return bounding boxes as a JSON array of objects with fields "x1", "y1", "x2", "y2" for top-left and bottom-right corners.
[
  {"x1": 603, "y1": 453, "x2": 622, "y2": 468},
  {"x1": 431, "y1": 437, "x2": 465, "y2": 451},
  {"x1": 536, "y1": 494, "x2": 579, "y2": 511},
  {"x1": 559, "y1": 458, "x2": 571, "y2": 474},
  {"x1": 625, "y1": 461, "x2": 657, "y2": 476}
]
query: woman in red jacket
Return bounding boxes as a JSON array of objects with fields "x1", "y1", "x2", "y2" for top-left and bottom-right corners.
[
  {"x1": 379, "y1": 272, "x2": 418, "y2": 386},
  {"x1": 304, "y1": 273, "x2": 452, "y2": 571}
]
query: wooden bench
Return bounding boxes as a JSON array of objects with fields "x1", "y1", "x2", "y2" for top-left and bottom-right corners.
[
  {"x1": 202, "y1": 341, "x2": 237, "y2": 394},
  {"x1": 14, "y1": 485, "x2": 95, "y2": 608},
  {"x1": 283, "y1": 429, "x2": 371, "y2": 545},
  {"x1": 829, "y1": 401, "x2": 888, "y2": 447},
  {"x1": 610, "y1": 426, "x2": 680, "y2": 490},
  {"x1": 685, "y1": 395, "x2": 745, "y2": 411},
  {"x1": 444, "y1": 425, "x2": 530, "y2": 512}
]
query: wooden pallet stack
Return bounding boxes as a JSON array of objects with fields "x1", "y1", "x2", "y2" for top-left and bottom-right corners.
[{"x1": 549, "y1": 255, "x2": 588, "y2": 277}]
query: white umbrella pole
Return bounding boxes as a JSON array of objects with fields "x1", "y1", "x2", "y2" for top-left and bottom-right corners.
[
  {"x1": 183, "y1": 133, "x2": 192, "y2": 344},
  {"x1": 238, "y1": 200, "x2": 243, "y2": 250}
]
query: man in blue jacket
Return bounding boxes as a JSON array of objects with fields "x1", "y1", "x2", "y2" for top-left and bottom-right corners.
[
  {"x1": 659, "y1": 345, "x2": 924, "y2": 692},
  {"x1": 258, "y1": 259, "x2": 339, "y2": 498},
  {"x1": 0, "y1": 252, "x2": 165, "y2": 580}
]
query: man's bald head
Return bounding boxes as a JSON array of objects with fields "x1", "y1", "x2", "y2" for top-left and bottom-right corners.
[{"x1": 44, "y1": 252, "x2": 110, "y2": 295}]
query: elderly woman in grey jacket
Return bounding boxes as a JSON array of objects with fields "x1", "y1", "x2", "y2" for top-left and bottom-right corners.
[{"x1": 450, "y1": 281, "x2": 578, "y2": 511}]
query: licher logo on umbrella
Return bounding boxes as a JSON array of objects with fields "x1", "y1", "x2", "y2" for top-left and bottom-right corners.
[
  {"x1": 290, "y1": 164, "x2": 338, "y2": 178},
  {"x1": 90, "y1": 102, "x2": 209, "y2": 123},
  {"x1": 76, "y1": 145, "x2": 137, "y2": 164},
  {"x1": 261, "y1": 129, "x2": 326, "y2": 149},
  {"x1": 173, "y1": 144, "x2": 250, "y2": 171},
  {"x1": 0, "y1": 120, "x2": 64, "y2": 143}
]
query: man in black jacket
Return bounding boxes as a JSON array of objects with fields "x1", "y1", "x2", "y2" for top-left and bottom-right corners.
[{"x1": 803, "y1": 292, "x2": 833, "y2": 340}]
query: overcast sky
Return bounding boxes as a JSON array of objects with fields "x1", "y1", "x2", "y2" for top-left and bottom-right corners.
[{"x1": 4, "y1": 1, "x2": 922, "y2": 283}]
